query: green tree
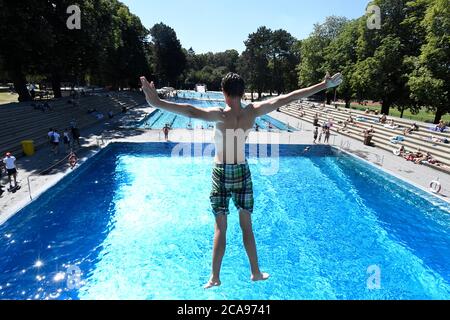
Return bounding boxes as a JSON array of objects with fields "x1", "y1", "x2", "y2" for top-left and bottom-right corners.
[
  {"x1": 325, "y1": 19, "x2": 361, "y2": 107},
  {"x1": 98, "y1": 2, "x2": 151, "y2": 89},
  {"x1": 298, "y1": 16, "x2": 348, "y2": 104},
  {"x1": 0, "y1": 0, "x2": 152, "y2": 99},
  {"x1": 239, "y1": 26, "x2": 272, "y2": 99},
  {"x1": 182, "y1": 49, "x2": 240, "y2": 90},
  {"x1": 407, "y1": 0, "x2": 450, "y2": 123},
  {"x1": 298, "y1": 16, "x2": 348, "y2": 88},
  {"x1": 269, "y1": 29, "x2": 299, "y2": 94},
  {"x1": 150, "y1": 23, "x2": 186, "y2": 87},
  {"x1": 356, "y1": 0, "x2": 416, "y2": 115},
  {"x1": 0, "y1": 0, "x2": 51, "y2": 101}
]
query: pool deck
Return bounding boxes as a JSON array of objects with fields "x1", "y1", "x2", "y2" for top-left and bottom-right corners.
[{"x1": 1, "y1": 105, "x2": 448, "y2": 225}]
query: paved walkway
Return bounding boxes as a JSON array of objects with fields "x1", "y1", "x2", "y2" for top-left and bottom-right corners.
[{"x1": 1, "y1": 107, "x2": 448, "y2": 225}]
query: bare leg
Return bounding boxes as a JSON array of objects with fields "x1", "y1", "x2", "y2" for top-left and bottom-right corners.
[
  {"x1": 239, "y1": 210, "x2": 269, "y2": 282},
  {"x1": 205, "y1": 214, "x2": 227, "y2": 289}
]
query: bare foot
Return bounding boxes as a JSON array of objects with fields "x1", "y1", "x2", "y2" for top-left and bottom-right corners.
[
  {"x1": 204, "y1": 277, "x2": 221, "y2": 289},
  {"x1": 251, "y1": 272, "x2": 270, "y2": 282}
]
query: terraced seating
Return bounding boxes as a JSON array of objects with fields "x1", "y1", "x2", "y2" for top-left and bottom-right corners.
[
  {"x1": 280, "y1": 102, "x2": 450, "y2": 173},
  {"x1": 0, "y1": 91, "x2": 146, "y2": 157},
  {"x1": 334, "y1": 106, "x2": 450, "y2": 139}
]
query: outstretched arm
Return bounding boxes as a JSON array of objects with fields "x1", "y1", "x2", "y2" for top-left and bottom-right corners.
[
  {"x1": 252, "y1": 73, "x2": 343, "y2": 117},
  {"x1": 140, "y1": 77, "x2": 225, "y2": 122}
]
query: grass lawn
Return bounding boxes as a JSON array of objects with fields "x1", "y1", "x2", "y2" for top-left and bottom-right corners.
[
  {"x1": 0, "y1": 92, "x2": 19, "y2": 105},
  {"x1": 349, "y1": 103, "x2": 450, "y2": 123}
]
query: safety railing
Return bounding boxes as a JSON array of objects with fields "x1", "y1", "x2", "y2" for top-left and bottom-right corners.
[
  {"x1": 340, "y1": 140, "x2": 351, "y2": 150},
  {"x1": 27, "y1": 151, "x2": 77, "y2": 200}
]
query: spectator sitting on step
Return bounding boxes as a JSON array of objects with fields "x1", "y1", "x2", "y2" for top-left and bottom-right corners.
[
  {"x1": 395, "y1": 145, "x2": 406, "y2": 157},
  {"x1": 384, "y1": 119, "x2": 398, "y2": 130},
  {"x1": 379, "y1": 114, "x2": 387, "y2": 124},
  {"x1": 425, "y1": 135, "x2": 449, "y2": 144},
  {"x1": 433, "y1": 120, "x2": 447, "y2": 133},
  {"x1": 415, "y1": 152, "x2": 432, "y2": 165},
  {"x1": 426, "y1": 153, "x2": 440, "y2": 165},
  {"x1": 341, "y1": 115, "x2": 354, "y2": 132},
  {"x1": 347, "y1": 115, "x2": 355, "y2": 124},
  {"x1": 403, "y1": 123, "x2": 419, "y2": 135},
  {"x1": 363, "y1": 126, "x2": 375, "y2": 146},
  {"x1": 405, "y1": 148, "x2": 423, "y2": 162}
]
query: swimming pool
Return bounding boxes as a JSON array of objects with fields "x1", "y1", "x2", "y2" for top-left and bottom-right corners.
[
  {"x1": 0, "y1": 143, "x2": 449, "y2": 300},
  {"x1": 177, "y1": 90, "x2": 225, "y2": 100},
  {"x1": 138, "y1": 92, "x2": 296, "y2": 132}
]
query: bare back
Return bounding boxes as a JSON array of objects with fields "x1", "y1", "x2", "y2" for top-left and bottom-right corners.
[{"x1": 214, "y1": 104, "x2": 256, "y2": 164}]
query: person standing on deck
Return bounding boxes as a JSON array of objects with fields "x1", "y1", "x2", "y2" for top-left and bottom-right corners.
[
  {"x1": 140, "y1": 72, "x2": 343, "y2": 289},
  {"x1": 3, "y1": 152, "x2": 18, "y2": 190},
  {"x1": 162, "y1": 124, "x2": 171, "y2": 141},
  {"x1": 313, "y1": 126, "x2": 319, "y2": 144},
  {"x1": 324, "y1": 127, "x2": 331, "y2": 144}
]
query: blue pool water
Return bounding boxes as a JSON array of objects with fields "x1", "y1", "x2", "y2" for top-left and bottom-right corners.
[
  {"x1": 138, "y1": 91, "x2": 296, "y2": 131},
  {"x1": 0, "y1": 143, "x2": 449, "y2": 300},
  {"x1": 177, "y1": 90, "x2": 225, "y2": 100}
]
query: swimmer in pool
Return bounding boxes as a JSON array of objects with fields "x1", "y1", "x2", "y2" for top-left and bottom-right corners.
[{"x1": 140, "y1": 72, "x2": 343, "y2": 289}]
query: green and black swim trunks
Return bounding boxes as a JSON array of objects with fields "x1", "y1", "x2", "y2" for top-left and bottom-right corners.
[{"x1": 210, "y1": 162, "x2": 254, "y2": 216}]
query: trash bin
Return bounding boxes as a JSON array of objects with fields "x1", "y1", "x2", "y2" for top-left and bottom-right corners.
[{"x1": 21, "y1": 140, "x2": 35, "y2": 156}]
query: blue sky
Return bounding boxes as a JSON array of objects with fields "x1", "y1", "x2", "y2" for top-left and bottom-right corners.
[{"x1": 121, "y1": 0, "x2": 370, "y2": 53}]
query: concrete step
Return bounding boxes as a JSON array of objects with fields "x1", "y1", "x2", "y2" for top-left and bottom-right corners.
[{"x1": 281, "y1": 108, "x2": 450, "y2": 170}]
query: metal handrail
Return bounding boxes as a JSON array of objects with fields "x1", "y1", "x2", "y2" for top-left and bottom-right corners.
[
  {"x1": 26, "y1": 152, "x2": 75, "y2": 200},
  {"x1": 340, "y1": 140, "x2": 351, "y2": 150}
]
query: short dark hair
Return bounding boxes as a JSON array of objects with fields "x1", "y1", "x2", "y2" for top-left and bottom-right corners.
[{"x1": 221, "y1": 73, "x2": 245, "y2": 98}]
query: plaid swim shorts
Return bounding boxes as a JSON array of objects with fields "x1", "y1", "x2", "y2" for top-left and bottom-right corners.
[{"x1": 210, "y1": 162, "x2": 254, "y2": 216}]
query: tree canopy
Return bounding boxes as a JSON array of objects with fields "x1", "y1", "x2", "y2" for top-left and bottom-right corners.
[{"x1": 0, "y1": 0, "x2": 447, "y2": 122}]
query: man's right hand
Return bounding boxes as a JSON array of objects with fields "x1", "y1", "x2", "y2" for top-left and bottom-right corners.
[
  {"x1": 140, "y1": 76, "x2": 160, "y2": 106},
  {"x1": 325, "y1": 73, "x2": 343, "y2": 89}
]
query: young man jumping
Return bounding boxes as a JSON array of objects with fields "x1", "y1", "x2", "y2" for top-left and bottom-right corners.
[{"x1": 140, "y1": 72, "x2": 343, "y2": 289}]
